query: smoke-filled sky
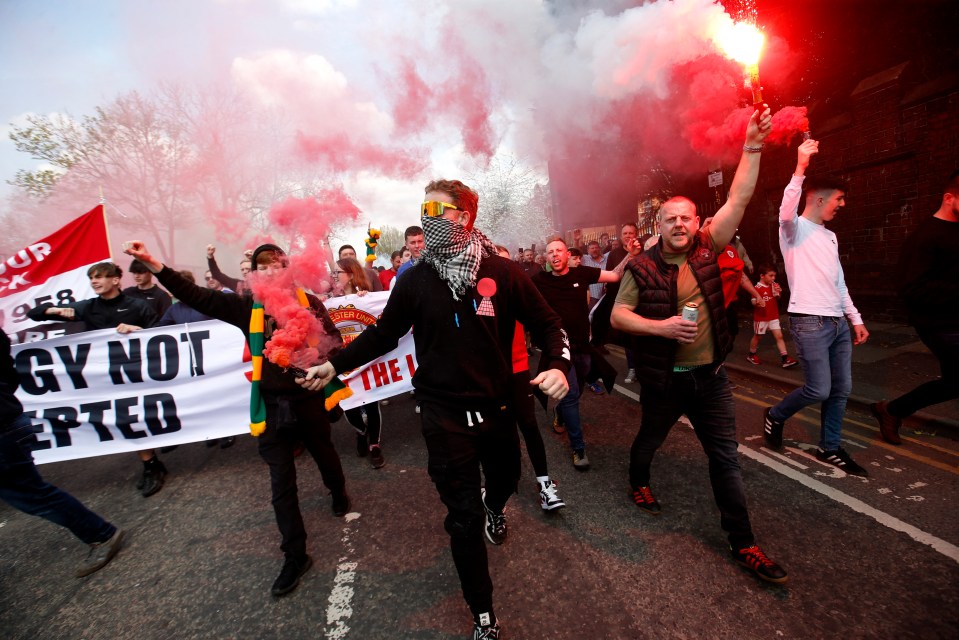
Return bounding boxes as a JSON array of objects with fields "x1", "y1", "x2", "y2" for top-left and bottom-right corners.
[{"x1": 0, "y1": 0, "x2": 893, "y2": 256}]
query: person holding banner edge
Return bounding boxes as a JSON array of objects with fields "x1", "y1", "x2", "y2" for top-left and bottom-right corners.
[
  {"x1": 121, "y1": 240, "x2": 350, "y2": 599},
  {"x1": 25, "y1": 261, "x2": 169, "y2": 498}
]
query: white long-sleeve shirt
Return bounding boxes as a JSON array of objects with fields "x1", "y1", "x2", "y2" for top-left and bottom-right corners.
[{"x1": 779, "y1": 175, "x2": 863, "y2": 325}]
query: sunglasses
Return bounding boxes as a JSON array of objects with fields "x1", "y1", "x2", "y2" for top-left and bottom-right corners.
[{"x1": 421, "y1": 201, "x2": 460, "y2": 218}]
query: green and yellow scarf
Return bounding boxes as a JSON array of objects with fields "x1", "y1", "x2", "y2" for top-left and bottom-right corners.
[{"x1": 247, "y1": 290, "x2": 352, "y2": 436}]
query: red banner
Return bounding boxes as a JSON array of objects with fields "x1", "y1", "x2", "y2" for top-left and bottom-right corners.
[{"x1": 0, "y1": 205, "x2": 112, "y2": 341}]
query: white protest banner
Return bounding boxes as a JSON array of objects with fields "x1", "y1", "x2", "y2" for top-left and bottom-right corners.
[
  {"x1": 327, "y1": 291, "x2": 417, "y2": 410},
  {"x1": 12, "y1": 319, "x2": 251, "y2": 465},
  {"x1": 0, "y1": 205, "x2": 111, "y2": 344}
]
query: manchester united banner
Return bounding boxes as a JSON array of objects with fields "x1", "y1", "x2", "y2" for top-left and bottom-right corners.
[
  {"x1": 327, "y1": 291, "x2": 417, "y2": 409},
  {"x1": 13, "y1": 320, "x2": 250, "y2": 465},
  {"x1": 0, "y1": 205, "x2": 112, "y2": 343}
]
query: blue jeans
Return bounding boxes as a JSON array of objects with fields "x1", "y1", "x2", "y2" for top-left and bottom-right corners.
[
  {"x1": 557, "y1": 352, "x2": 590, "y2": 452},
  {"x1": 629, "y1": 365, "x2": 754, "y2": 548},
  {"x1": 770, "y1": 315, "x2": 852, "y2": 451},
  {"x1": 0, "y1": 414, "x2": 115, "y2": 545}
]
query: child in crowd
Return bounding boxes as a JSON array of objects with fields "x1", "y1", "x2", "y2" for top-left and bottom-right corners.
[{"x1": 747, "y1": 266, "x2": 798, "y2": 368}]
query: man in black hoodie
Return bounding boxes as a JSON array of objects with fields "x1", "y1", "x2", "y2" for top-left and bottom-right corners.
[
  {"x1": 0, "y1": 331, "x2": 125, "y2": 577},
  {"x1": 122, "y1": 241, "x2": 349, "y2": 599},
  {"x1": 298, "y1": 179, "x2": 570, "y2": 640},
  {"x1": 26, "y1": 261, "x2": 167, "y2": 497},
  {"x1": 124, "y1": 259, "x2": 172, "y2": 318}
]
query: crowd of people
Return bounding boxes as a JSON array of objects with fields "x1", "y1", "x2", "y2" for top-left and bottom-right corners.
[{"x1": 2, "y1": 105, "x2": 957, "y2": 640}]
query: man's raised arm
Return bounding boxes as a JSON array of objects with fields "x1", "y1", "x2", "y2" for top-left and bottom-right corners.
[{"x1": 708, "y1": 107, "x2": 773, "y2": 248}]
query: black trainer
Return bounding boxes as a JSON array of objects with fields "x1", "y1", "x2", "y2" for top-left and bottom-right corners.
[
  {"x1": 631, "y1": 485, "x2": 661, "y2": 515},
  {"x1": 140, "y1": 459, "x2": 167, "y2": 497},
  {"x1": 816, "y1": 448, "x2": 868, "y2": 477},
  {"x1": 730, "y1": 545, "x2": 788, "y2": 584},
  {"x1": 331, "y1": 491, "x2": 351, "y2": 517},
  {"x1": 763, "y1": 407, "x2": 784, "y2": 451},
  {"x1": 481, "y1": 489, "x2": 507, "y2": 545},
  {"x1": 271, "y1": 555, "x2": 313, "y2": 596},
  {"x1": 369, "y1": 445, "x2": 385, "y2": 469}
]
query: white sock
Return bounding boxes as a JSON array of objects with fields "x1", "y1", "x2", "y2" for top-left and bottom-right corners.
[{"x1": 536, "y1": 475, "x2": 550, "y2": 486}]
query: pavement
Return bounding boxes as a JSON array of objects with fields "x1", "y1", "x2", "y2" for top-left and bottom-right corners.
[{"x1": 721, "y1": 314, "x2": 959, "y2": 439}]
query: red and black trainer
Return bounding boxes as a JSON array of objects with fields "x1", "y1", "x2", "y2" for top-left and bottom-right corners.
[
  {"x1": 730, "y1": 545, "x2": 788, "y2": 584},
  {"x1": 631, "y1": 485, "x2": 661, "y2": 515}
]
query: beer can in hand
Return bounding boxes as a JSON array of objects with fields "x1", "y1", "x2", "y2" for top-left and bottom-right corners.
[{"x1": 682, "y1": 302, "x2": 699, "y2": 323}]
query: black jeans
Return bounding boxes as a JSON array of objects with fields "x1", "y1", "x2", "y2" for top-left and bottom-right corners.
[
  {"x1": 887, "y1": 327, "x2": 959, "y2": 418},
  {"x1": 629, "y1": 365, "x2": 754, "y2": 548},
  {"x1": 0, "y1": 414, "x2": 115, "y2": 545},
  {"x1": 421, "y1": 400, "x2": 520, "y2": 618},
  {"x1": 511, "y1": 371, "x2": 548, "y2": 477},
  {"x1": 345, "y1": 402, "x2": 382, "y2": 445},
  {"x1": 257, "y1": 392, "x2": 346, "y2": 560}
]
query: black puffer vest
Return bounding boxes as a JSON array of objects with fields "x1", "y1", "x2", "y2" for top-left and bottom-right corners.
[{"x1": 624, "y1": 231, "x2": 732, "y2": 394}]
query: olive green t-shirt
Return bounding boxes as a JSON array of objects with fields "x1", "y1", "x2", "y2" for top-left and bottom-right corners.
[{"x1": 615, "y1": 229, "x2": 719, "y2": 367}]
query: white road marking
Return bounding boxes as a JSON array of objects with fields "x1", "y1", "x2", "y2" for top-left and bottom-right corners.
[
  {"x1": 908, "y1": 482, "x2": 928, "y2": 489},
  {"x1": 325, "y1": 512, "x2": 361, "y2": 639},
  {"x1": 739, "y1": 446, "x2": 959, "y2": 565},
  {"x1": 760, "y1": 448, "x2": 809, "y2": 470},
  {"x1": 614, "y1": 384, "x2": 639, "y2": 402}
]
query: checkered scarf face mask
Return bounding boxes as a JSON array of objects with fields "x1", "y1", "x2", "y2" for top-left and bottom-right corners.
[{"x1": 420, "y1": 215, "x2": 498, "y2": 300}]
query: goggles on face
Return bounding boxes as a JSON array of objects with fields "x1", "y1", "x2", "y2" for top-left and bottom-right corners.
[{"x1": 421, "y1": 200, "x2": 460, "y2": 218}]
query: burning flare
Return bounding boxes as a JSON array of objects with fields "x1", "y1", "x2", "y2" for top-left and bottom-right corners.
[
  {"x1": 713, "y1": 21, "x2": 766, "y2": 67},
  {"x1": 713, "y1": 20, "x2": 767, "y2": 113}
]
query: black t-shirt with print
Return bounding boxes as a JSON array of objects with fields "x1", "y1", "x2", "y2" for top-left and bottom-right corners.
[{"x1": 532, "y1": 266, "x2": 601, "y2": 350}]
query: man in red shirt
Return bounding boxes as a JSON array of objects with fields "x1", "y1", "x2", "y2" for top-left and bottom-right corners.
[{"x1": 379, "y1": 250, "x2": 402, "y2": 290}]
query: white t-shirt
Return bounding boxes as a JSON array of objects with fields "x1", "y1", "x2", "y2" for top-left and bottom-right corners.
[{"x1": 779, "y1": 175, "x2": 863, "y2": 325}]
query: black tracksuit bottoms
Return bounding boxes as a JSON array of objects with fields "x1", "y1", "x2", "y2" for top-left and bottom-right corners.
[
  {"x1": 420, "y1": 399, "x2": 520, "y2": 619},
  {"x1": 257, "y1": 392, "x2": 347, "y2": 561}
]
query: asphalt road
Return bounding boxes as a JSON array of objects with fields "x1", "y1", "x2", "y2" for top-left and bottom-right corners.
[{"x1": 2, "y1": 360, "x2": 957, "y2": 640}]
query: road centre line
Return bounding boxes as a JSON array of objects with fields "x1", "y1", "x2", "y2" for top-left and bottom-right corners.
[{"x1": 738, "y1": 446, "x2": 959, "y2": 565}]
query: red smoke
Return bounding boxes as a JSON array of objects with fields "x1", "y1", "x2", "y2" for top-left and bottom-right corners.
[
  {"x1": 245, "y1": 191, "x2": 364, "y2": 370},
  {"x1": 390, "y1": 58, "x2": 433, "y2": 135},
  {"x1": 295, "y1": 132, "x2": 428, "y2": 180},
  {"x1": 251, "y1": 267, "x2": 324, "y2": 371}
]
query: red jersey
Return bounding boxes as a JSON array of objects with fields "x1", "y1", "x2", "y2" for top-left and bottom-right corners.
[
  {"x1": 753, "y1": 282, "x2": 781, "y2": 322},
  {"x1": 718, "y1": 244, "x2": 745, "y2": 309},
  {"x1": 378, "y1": 268, "x2": 397, "y2": 290}
]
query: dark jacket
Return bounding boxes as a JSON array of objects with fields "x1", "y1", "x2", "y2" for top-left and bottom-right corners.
[
  {"x1": 27, "y1": 293, "x2": 158, "y2": 330},
  {"x1": 154, "y1": 266, "x2": 341, "y2": 396},
  {"x1": 122, "y1": 284, "x2": 172, "y2": 318},
  {"x1": 330, "y1": 255, "x2": 570, "y2": 411},
  {"x1": 207, "y1": 256, "x2": 248, "y2": 296},
  {"x1": 0, "y1": 332, "x2": 24, "y2": 426},
  {"x1": 624, "y1": 231, "x2": 731, "y2": 393}
]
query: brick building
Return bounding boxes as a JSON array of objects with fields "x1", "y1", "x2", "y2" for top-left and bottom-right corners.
[{"x1": 723, "y1": 63, "x2": 958, "y2": 321}]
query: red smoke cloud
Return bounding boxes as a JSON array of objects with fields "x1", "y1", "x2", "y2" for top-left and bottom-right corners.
[
  {"x1": 295, "y1": 132, "x2": 428, "y2": 180},
  {"x1": 245, "y1": 191, "x2": 364, "y2": 370},
  {"x1": 250, "y1": 267, "x2": 326, "y2": 371}
]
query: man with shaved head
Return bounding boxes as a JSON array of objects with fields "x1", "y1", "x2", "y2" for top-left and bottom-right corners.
[{"x1": 612, "y1": 108, "x2": 787, "y2": 585}]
